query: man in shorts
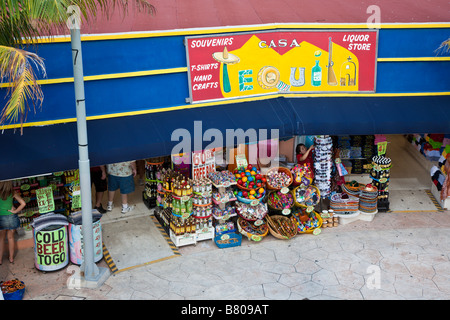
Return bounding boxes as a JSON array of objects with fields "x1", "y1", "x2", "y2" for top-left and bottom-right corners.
[{"x1": 106, "y1": 160, "x2": 137, "y2": 214}]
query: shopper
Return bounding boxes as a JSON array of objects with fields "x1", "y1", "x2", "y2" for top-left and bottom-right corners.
[
  {"x1": 90, "y1": 165, "x2": 107, "y2": 213},
  {"x1": 0, "y1": 180, "x2": 26, "y2": 264},
  {"x1": 106, "y1": 160, "x2": 137, "y2": 214}
]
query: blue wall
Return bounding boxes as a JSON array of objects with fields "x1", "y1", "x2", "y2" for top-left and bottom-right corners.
[{"x1": 1, "y1": 27, "x2": 449, "y2": 125}]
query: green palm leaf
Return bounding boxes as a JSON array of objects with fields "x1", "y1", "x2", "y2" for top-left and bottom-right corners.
[
  {"x1": 0, "y1": 0, "x2": 155, "y2": 133},
  {"x1": 0, "y1": 45, "x2": 45, "y2": 133}
]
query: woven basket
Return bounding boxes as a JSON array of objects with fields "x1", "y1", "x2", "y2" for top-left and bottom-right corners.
[
  {"x1": 237, "y1": 217, "x2": 269, "y2": 241},
  {"x1": 236, "y1": 189, "x2": 266, "y2": 205},
  {"x1": 266, "y1": 167, "x2": 293, "y2": 190},
  {"x1": 293, "y1": 185, "x2": 321, "y2": 208},
  {"x1": 267, "y1": 190, "x2": 294, "y2": 212},
  {"x1": 265, "y1": 215, "x2": 297, "y2": 239},
  {"x1": 296, "y1": 211, "x2": 323, "y2": 234},
  {"x1": 235, "y1": 202, "x2": 268, "y2": 221}
]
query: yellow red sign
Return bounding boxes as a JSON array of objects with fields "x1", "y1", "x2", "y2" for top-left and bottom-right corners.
[{"x1": 186, "y1": 30, "x2": 378, "y2": 103}]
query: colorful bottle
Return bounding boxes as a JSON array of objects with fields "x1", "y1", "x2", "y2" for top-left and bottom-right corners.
[{"x1": 311, "y1": 60, "x2": 322, "y2": 86}]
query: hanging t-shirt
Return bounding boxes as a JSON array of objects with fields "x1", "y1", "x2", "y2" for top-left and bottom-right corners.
[
  {"x1": 0, "y1": 195, "x2": 13, "y2": 216},
  {"x1": 107, "y1": 161, "x2": 134, "y2": 177}
]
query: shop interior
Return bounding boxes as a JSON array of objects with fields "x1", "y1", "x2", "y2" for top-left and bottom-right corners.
[{"x1": 11, "y1": 133, "x2": 448, "y2": 273}]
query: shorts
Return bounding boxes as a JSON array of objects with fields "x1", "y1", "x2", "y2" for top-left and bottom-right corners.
[
  {"x1": 91, "y1": 170, "x2": 108, "y2": 192},
  {"x1": 108, "y1": 174, "x2": 135, "y2": 194},
  {"x1": 0, "y1": 214, "x2": 20, "y2": 231}
]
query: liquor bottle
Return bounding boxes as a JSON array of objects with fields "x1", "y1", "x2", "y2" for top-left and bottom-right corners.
[
  {"x1": 186, "y1": 198, "x2": 193, "y2": 214},
  {"x1": 311, "y1": 60, "x2": 322, "y2": 86},
  {"x1": 191, "y1": 217, "x2": 196, "y2": 234},
  {"x1": 173, "y1": 199, "x2": 180, "y2": 216},
  {"x1": 176, "y1": 218, "x2": 182, "y2": 235},
  {"x1": 186, "y1": 217, "x2": 191, "y2": 233},
  {"x1": 179, "y1": 200, "x2": 186, "y2": 216}
]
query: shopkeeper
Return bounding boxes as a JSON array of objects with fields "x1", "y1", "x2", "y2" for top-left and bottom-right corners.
[{"x1": 296, "y1": 144, "x2": 314, "y2": 166}]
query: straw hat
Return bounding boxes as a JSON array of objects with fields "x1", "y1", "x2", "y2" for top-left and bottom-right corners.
[
  {"x1": 212, "y1": 47, "x2": 240, "y2": 64},
  {"x1": 257, "y1": 66, "x2": 280, "y2": 89}
]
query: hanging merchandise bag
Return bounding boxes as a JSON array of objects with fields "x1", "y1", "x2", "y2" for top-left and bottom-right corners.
[{"x1": 335, "y1": 158, "x2": 348, "y2": 176}]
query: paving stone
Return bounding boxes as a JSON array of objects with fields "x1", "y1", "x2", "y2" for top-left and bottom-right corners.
[
  {"x1": 260, "y1": 261, "x2": 296, "y2": 275},
  {"x1": 278, "y1": 272, "x2": 311, "y2": 287},
  {"x1": 294, "y1": 258, "x2": 322, "y2": 274},
  {"x1": 10, "y1": 209, "x2": 450, "y2": 301},
  {"x1": 322, "y1": 284, "x2": 364, "y2": 299},
  {"x1": 311, "y1": 269, "x2": 339, "y2": 286},
  {"x1": 335, "y1": 269, "x2": 365, "y2": 289},
  {"x1": 290, "y1": 281, "x2": 323, "y2": 299},
  {"x1": 262, "y1": 282, "x2": 291, "y2": 300}
]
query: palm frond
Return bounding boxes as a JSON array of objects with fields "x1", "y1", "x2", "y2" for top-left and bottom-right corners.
[
  {"x1": 435, "y1": 38, "x2": 450, "y2": 55},
  {"x1": 0, "y1": 0, "x2": 156, "y2": 133},
  {"x1": 0, "y1": 45, "x2": 45, "y2": 134}
]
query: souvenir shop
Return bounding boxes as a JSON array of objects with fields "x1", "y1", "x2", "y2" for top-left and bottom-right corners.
[
  {"x1": 140, "y1": 133, "x2": 394, "y2": 248},
  {"x1": 2, "y1": 22, "x2": 448, "y2": 269},
  {"x1": 11, "y1": 130, "x2": 446, "y2": 257}
]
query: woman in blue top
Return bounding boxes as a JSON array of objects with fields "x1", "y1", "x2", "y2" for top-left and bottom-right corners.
[{"x1": 0, "y1": 180, "x2": 25, "y2": 264}]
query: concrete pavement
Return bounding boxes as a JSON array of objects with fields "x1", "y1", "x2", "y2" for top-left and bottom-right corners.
[{"x1": 1, "y1": 209, "x2": 450, "y2": 301}]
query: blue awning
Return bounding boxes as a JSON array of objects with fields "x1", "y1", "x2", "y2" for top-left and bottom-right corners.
[{"x1": 1, "y1": 95, "x2": 449, "y2": 180}]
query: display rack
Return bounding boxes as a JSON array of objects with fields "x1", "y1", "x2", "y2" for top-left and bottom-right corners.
[
  {"x1": 168, "y1": 174, "x2": 197, "y2": 247},
  {"x1": 14, "y1": 171, "x2": 77, "y2": 232},
  {"x1": 337, "y1": 135, "x2": 375, "y2": 175},
  {"x1": 143, "y1": 161, "x2": 163, "y2": 209},
  {"x1": 208, "y1": 171, "x2": 240, "y2": 248},
  {"x1": 370, "y1": 156, "x2": 392, "y2": 212},
  {"x1": 192, "y1": 178, "x2": 214, "y2": 242}
]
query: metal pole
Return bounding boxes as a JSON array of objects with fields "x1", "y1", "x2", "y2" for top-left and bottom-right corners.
[{"x1": 70, "y1": 27, "x2": 99, "y2": 281}]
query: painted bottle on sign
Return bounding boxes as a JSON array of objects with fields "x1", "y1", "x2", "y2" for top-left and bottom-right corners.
[{"x1": 311, "y1": 60, "x2": 322, "y2": 86}]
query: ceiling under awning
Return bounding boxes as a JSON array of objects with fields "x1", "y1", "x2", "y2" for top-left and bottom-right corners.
[{"x1": 0, "y1": 95, "x2": 449, "y2": 180}]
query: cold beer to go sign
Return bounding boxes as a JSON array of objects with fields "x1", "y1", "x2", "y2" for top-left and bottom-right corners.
[{"x1": 185, "y1": 29, "x2": 378, "y2": 103}]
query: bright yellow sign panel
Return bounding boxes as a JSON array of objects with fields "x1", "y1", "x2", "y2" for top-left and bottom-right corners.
[{"x1": 186, "y1": 30, "x2": 378, "y2": 103}]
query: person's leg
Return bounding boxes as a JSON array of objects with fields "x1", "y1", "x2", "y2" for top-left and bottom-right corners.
[
  {"x1": 92, "y1": 170, "x2": 107, "y2": 213},
  {"x1": 7, "y1": 230, "x2": 15, "y2": 263},
  {"x1": 107, "y1": 175, "x2": 119, "y2": 211},
  {"x1": 0, "y1": 230, "x2": 5, "y2": 264},
  {"x1": 121, "y1": 193, "x2": 128, "y2": 206},
  {"x1": 107, "y1": 190, "x2": 116, "y2": 211},
  {"x1": 95, "y1": 191, "x2": 104, "y2": 208},
  {"x1": 120, "y1": 175, "x2": 135, "y2": 214}
]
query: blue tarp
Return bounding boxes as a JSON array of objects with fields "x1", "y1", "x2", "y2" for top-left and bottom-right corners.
[{"x1": 0, "y1": 95, "x2": 449, "y2": 180}]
